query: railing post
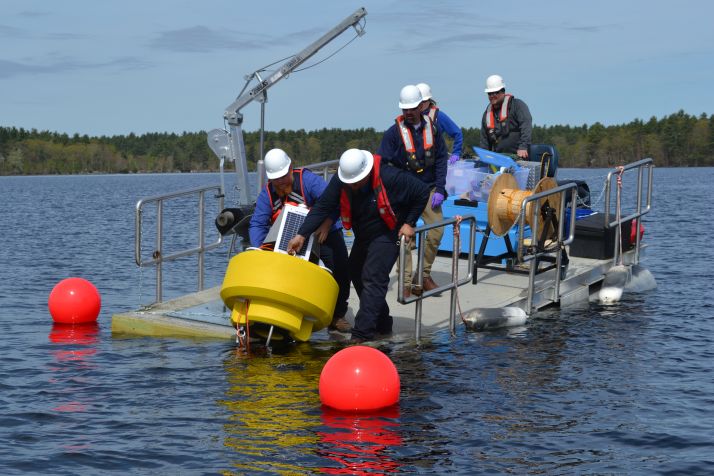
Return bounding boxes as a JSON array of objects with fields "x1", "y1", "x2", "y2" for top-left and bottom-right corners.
[
  {"x1": 156, "y1": 200, "x2": 163, "y2": 303},
  {"x1": 198, "y1": 190, "x2": 206, "y2": 291}
]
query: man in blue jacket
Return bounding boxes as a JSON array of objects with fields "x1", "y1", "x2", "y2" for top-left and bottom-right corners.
[
  {"x1": 287, "y1": 149, "x2": 430, "y2": 343},
  {"x1": 378, "y1": 84, "x2": 449, "y2": 296},
  {"x1": 248, "y1": 148, "x2": 351, "y2": 333},
  {"x1": 416, "y1": 82, "x2": 464, "y2": 165}
]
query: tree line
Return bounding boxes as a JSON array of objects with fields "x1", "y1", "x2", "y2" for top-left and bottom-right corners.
[{"x1": 1, "y1": 110, "x2": 712, "y2": 175}]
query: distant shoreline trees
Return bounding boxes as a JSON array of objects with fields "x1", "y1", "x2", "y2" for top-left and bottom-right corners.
[{"x1": 1, "y1": 110, "x2": 712, "y2": 175}]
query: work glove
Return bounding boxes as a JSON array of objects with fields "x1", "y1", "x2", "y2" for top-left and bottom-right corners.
[
  {"x1": 448, "y1": 154, "x2": 460, "y2": 165},
  {"x1": 431, "y1": 192, "x2": 445, "y2": 209}
]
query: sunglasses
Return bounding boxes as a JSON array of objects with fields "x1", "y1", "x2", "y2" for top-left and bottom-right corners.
[{"x1": 487, "y1": 91, "x2": 503, "y2": 97}]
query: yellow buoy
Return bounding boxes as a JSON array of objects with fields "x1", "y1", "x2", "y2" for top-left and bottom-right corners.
[{"x1": 220, "y1": 250, "x2": 338, "y2": 341}]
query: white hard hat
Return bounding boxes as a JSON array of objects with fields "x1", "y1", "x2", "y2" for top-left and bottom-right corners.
[
  {"x1": 264, "y1": 148, "x2": 292, "y2": 179},
  {"x1": 416, "y1": 83, "x2": 432, "y2": 101},
  {"x1": 338, "y1": 149, "x2": 374, "y2": 184},
  {"x1": 484, "y1": 74, "x2": 506, "y2": 93},
  {"x1": 398, "y1": 84, "x2": 422, "y2": 109}
]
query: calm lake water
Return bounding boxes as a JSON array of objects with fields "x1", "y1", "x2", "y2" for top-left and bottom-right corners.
[{"x1": 1, "y1": 167, "x2": 712, "y2": 475}]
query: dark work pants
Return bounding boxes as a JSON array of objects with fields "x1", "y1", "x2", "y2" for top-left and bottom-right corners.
[
  {"x1": 319, "y1": 229, "x2": 350, "y2": 320},
  {"x1": 349, "y1": 233, "x2": 399, "y2": 340}
]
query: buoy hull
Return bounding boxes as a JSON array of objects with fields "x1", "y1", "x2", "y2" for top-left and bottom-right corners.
[{"x1": 220, "y1": 250, "x2": 338, "y2": 341}]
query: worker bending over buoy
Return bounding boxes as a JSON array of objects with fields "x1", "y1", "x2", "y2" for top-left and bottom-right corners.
[
  {"x1": 287, "y1": 149, "x2": 430, "y2": 343},
  {"x1": 249, "y1": 148, "x2": 352, "y2": 333}
]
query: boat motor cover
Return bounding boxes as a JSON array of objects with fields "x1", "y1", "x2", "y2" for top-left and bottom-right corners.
[
  {"x1": 559, "y1": 179, "x2": 591, "y2": 208},
  {"x1": 215, "y1": 207, "x2": 249, "y2": 236}
]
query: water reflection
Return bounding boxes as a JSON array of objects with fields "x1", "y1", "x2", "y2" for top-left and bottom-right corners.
[
  {"x1": 317, "y1": 406, "x2": 402, "y2": 475},
  {"x1": 49, "y1": 323, "x2": 99, "y2": 363},
  {"x1": 219, "y1": 345, "x2": 325, "y2": 474},
  {"x1": 48, "y1": 323, "x2": 98, "y2": 415},
  {"x1": 47, "y1": 323, "x2": 99, "y2": 453},
  {"x1": 219, "y1": 344, "x2": 405, "y2": 474}
]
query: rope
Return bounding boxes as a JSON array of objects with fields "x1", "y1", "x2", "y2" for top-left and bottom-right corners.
[
  {"x1": 451, "y1": 216, "x2": 467, "y2": 325},
  {"x1": 235, "y1": 299, "x2": 251, "y2": 353},
  {"x1": 615, "y1": 166, "x2": 625, "y2": 266}
]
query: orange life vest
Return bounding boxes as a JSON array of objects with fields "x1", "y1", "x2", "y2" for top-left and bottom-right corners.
[
  {"x1": 485, "y1": 93, "x2": 513, "y2": 131},
  {"x1": 267, "y1": 168, "x2": 306, "y2": 223},
  {"x1": 339, "y1": 154, "x2": 397, "y2": 231},
  {"x1": 395, "y1": 114, "x2": 435, "y2": 173}
]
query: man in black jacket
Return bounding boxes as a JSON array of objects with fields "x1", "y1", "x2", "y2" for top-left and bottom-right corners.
[{"x1": 287, "y1": 149, "x2": 430, "y2": 342}]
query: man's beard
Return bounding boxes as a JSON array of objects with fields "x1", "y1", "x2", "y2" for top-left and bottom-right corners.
[{"x1": 274, "y1": 182, "x2": 292, "y2": 197}]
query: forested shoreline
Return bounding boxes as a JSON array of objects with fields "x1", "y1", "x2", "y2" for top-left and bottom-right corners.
[{"x1": 1, "y1": 110, "x2": 712, "y2": 175}]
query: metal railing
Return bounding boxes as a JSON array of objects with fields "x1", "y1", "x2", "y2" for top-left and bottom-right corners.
[
  {"x1": 400, "y1": 182, "x2": 580, "y2": 337},
  {"x1": 135, "y1": 185, "x2": 225, "y2": 303},
  {"x1": 398, "y1": 215, "x2": 478, "y2": 341},
  {"x1": 603, "y1": 158, "x2": 654, "y2": 265}
]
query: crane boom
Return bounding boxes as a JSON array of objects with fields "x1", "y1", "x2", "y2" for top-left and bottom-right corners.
[
  {"x1": 209, "y1": 8, "x2": 367, "y2": 208},
  {"x1": 225, "y1": 7, "x2": 367, "y2": 121}
]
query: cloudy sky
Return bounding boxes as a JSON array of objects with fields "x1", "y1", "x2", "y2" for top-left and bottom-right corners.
[{"x1": 2, "y1": 0, "x2": 713, "y2": 137}]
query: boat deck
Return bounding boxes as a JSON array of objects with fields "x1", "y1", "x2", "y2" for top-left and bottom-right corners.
[{"x1": 111, "y1": 248, "x2": 634, "y2": 342}]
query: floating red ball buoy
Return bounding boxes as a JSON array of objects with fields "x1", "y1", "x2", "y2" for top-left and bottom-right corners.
[
  {"x1": 319, "y1": 345, "x2": 400, "y2": 411},
  {"x1": 48, "y1": 277, "x2": 101, "y2": 324}
]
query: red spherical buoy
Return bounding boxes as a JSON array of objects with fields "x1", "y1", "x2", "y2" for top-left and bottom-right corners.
[
  {"x1": 48, "y1": 277, "x2": 101, "y2": 324},
  {"x1": 319, "y1": 346, "x2": 400, "y2": 411}
]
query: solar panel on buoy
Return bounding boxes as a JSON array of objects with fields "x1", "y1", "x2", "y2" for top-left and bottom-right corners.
[{"x1": 274, "y1": 204, "x2": 315, "y2": 260}]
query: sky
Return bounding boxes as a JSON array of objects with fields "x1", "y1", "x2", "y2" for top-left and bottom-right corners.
[{"x1": 2, "y1": 0, "x2": 713, "y2": 137}]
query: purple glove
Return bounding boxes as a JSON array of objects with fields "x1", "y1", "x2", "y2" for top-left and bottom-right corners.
[
  {"x1": 431, "y1": 192, "x2": 445, "y2": 209},
  {"x1": 448, "y1": 154, "x2": 459, "y2": 165}
]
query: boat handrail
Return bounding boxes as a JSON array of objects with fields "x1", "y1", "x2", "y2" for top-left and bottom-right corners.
[
  {"x1": 135, "y1": 185, "x2": 225, "y2": 303},
  {"x1": 603, "y1": 158, "x2": 654, "y2": 265},
  {"x1": 303, "y1": 159, "x2": 339, "y2": 182},
  {"x1": 399, "y1": 215, "x2": 478, "y2": 341},
  {"x1": 516, "y1": 181, "x2": 579, "y2": 313},
  {"x1": 256, "y1": 158, "x2": 339, "y2": 192}
]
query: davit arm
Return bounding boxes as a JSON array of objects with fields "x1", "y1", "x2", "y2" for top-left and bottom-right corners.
[{"x1": 207, "y1": 7, "x2": 367, "y2": 207}]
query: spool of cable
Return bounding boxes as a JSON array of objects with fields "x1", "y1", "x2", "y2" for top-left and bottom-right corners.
[{"x1": 487, "y1": 174, "x2": 561, "y2": 239}]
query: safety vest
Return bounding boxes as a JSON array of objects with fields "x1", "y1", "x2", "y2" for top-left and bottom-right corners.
[
  {"x1": 485, "y1": 94, "x2": 513, "y2": 131},
  {"x1": 339, "y1": 154, "x2": 397, "y2": 231},
  {"x1": 395, "y1": 114, "x2": 435, "y2": 173},
  {"x1": 425, "y1": 105, "x2": 439, "y2": 124},
  {"x1": 266, "y1": 168, "x2": 307, "y2": 223}
]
